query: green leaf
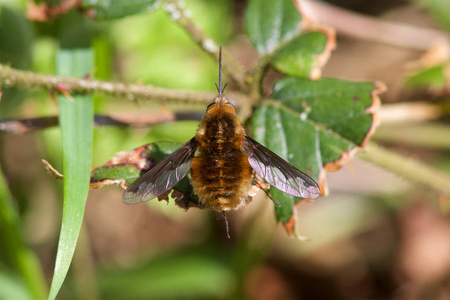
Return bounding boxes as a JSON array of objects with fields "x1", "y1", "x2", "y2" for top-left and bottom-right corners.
[
  {"x1": 0, "y1": 172, "x2": 47, "y2": 300},
  {"x1": 90, "y1": 141, "x2": 201, "y2": 208},
  {"x1": 0, "y1": 5, "x2": 33, "y2": 117},
  {"x1": 271, "y1": 31, "x2": 327, "y2": 78},
  {"x1": 245, "y1": 0, "x2": 301, "y2": 55},
  {"x1": 252, "y1": 77, "x2": 381, "y2": 225},
  {"x1": 244, "y1": 0, "x2": 334, "y2": 80},
  {"x1": 404, "y1": 63, "x2": 449, "y2": 91},
  {"x1": 0, "y1": 6, "x2": 32, "y2": 69},
  {"x1": 48, "y1": 49, "x2": 94, "y2": 300},
  {"x1": 91, "y1": 142, "x2": 183, "y2": 187},
  {"x1": 82, "y1": 0, "x2": 160, "y2": 19}
]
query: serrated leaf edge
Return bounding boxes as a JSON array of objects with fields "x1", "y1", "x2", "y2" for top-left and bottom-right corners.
[
  {"x1": 267, "y1": 0, "x2": 337, "y2": 80},
  {"x1": 281, "y1": 80, "x2": 385, "y2": 236},
  {"x1": 322, "y1": 81, "x2": 385, "y2": 171},
  {"x1": 294, "y1": 0, "x2": 337, "y2": 79}
]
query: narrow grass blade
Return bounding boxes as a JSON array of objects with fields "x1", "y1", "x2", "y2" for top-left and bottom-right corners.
[{"x1": 48, "y1": 48, "x2": 94, "y2": 300}]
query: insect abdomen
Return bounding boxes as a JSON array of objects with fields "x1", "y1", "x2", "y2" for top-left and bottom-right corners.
[
  {"x1": 190, "y1": 110, "x2": 253, "y2": 211},
  {"x1": 191, "y1": 147, "x2": 252, "y2": 211}
]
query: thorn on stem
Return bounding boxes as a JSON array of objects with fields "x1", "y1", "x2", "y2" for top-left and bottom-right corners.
[{"x1": 57, "y1": 84, "x2": 75, "y2": 102}]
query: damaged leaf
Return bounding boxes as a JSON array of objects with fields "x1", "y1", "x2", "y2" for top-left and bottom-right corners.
[
  {"x1": 245, "y1": 0, "x2": 302, "y2": 55},
  {"x1": 252, "y1": 77, "x2": 385, "y2": 234},
  {"x1": 271, "y1": 32, "x2": 328, "y2": 79},
  {"x1": 90, "y1": 142, "x2": 203, "y2": 209},
  {"x1": 244, "y1": 0, "x2": 335, "y2": 79}
]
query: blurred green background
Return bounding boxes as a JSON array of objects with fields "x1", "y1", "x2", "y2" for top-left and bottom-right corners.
[{"x1": 0, "y1": 0, "x2": 449, "y2": 299}]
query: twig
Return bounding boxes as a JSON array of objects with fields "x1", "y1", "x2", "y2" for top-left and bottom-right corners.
[
  {"x1": 378, "y1": 102, "x2": 444, "y2": 123},
  {"x1": 357, "y1": 142, "x2": 450, "y2": 196},
  {"x1": 0, "y1": 112, "x2": 204, "y2": 134},
  {"x1": 161, "y1": 0, "x2": 247, "y2": 88},
  {"x1": 246, "y1": 58, "x2": 269, "y2": 103},
  {"x1": 0, "y1": 64, "x2": 221, "y2": 105},
  {"x1": 374, "y1": 123, "x2": 450, "y2": 150},
  {"x1": 300, "y1": 0, "x2": 450, "y2": 51},
  {"x1": 108, "y1": 111, "x2": 203, "y2": 125},
  {"x1": 0, "y1": 116, "x2": 58, "y2": 134}
]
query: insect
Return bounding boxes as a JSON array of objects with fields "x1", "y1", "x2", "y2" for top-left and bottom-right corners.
[{"x1": 123, "y1": 48, "x2": 320, "y2": 235}]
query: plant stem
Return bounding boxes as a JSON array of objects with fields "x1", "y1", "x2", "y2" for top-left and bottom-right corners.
[
  {"x1": 161, "y1": 0, "x2": 247, "y2": 88},
  {"x1": 357, "y1": 142, "x2": 450, "y2": 196},
  {"x1": 246, "y1": 58, "x2": 268, "y2": 104},
  {"x1": 300, "y1": 0, "x2": 449, "y2": 51},
  {"x1": 0, "y1": 64, "x2": 217, "y2": 105},
  {"x1": 374, "y1": 123, "x2": 450, "y2": 150},
  {"x1": 0, "y1": 113, "x2": 204, "y2": 134},
  {"x1": 378, "y1": 102, "x2": 444, "y2": 123}
]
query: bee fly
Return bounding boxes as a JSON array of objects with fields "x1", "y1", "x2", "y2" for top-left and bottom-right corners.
[{"x1": 123, "y1": 48, "x2": 320, "y2": 236}]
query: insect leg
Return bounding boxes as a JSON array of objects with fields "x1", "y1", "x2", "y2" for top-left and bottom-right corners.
[
  {"x1": 222, "y1": 211, "x2": 230, "y2": 239},
  {"x1": 255, "y1": 179, "x2": 281, "y2": 207}
]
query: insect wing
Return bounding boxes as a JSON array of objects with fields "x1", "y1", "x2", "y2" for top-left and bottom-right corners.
[
  {"x1": 242, "y1": 136, "x2": 320, "y2": 199},
  {"x1": 123, "y1": 138, "x2": 198, "y2": 204}
]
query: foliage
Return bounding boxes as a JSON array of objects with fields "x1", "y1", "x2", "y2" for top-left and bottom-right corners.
[
  {"x1": 0, "y1": 0, "x2": 448, "y2": 300},
  {"x1": 48, "y1": 49, "x2": 94, "y2": 300},
  {"x1": 405, "y1": 63, "x2": 449, "y2": 92}
]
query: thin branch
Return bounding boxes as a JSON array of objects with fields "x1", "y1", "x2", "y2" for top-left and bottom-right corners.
[
  {"x1": 0, "y1": 64, "x2": 220, "y2": 105},
  {"x1": 300, "y1": 0, "x2": 450, "y2": 51},
  {"x1": 0, "y1": 112, "x2": 204, "y2": 134},
  {"x1": 246, "y1": 58, "x2": 269, "y2": 103},
  {"x1": 108, "y1": 111, "x2": 204, "y2": 125},
  {"x1": 374, "y1": 123, "x2": 450, "y2": 150},
  {"x1": 378, "y1": 102, "x2": 444, "y2": 123},
  {"x1": 161, "y1": 0, "x2": 247, "y2": 88},
  {"x1": 0, "y1": 116, "x2": 58, "y2": 134},
  {"x1": 357, "y1": 142, "x2": 450, "y2": 196}
]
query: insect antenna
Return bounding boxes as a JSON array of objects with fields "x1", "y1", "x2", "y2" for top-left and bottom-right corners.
[
  {"x1": 214, "y1": 47, "x2": 227, "y2": 96},
  {"x1": 219, "y1": 46, "x2": 223, "y2": 95}
]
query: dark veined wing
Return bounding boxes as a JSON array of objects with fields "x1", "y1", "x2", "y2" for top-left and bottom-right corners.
[
  {"x1": 242, "y1": 135, "x2": 320, "y2": 199},
  {"x1": 123, "y1": 137, "x2": 198, "y2": 204}
]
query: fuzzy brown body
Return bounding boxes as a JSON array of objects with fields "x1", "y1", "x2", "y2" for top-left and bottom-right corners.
[{"x1": 190, "y1": 98, "x2": 253, "y2": 211}]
